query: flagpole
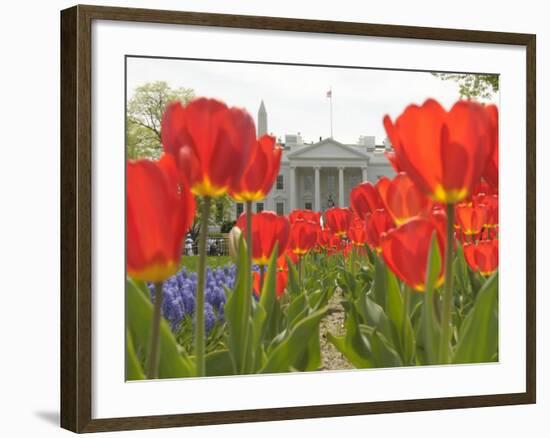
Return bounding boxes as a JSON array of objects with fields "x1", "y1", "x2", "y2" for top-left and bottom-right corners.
[{"x1": 329, "y1": 87, "x2": 333, "y2": 139}]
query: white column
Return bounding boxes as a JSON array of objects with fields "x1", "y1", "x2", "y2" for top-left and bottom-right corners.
[
  {"x1": 314, "y1": 166, "x2": 321, "y2": 212},
  {"x1": 289, "y1": 166, "x2": 296, "y2": 211},
  {"x1": 338, "y1": 166, "x2": 345, "y2": 207},
  {"x1": 361, "y1": 166, "x2": 368, "y2": 182}
]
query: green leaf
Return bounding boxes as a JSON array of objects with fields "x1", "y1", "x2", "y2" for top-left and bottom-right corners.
[
  {"x1": 261, "y1": 307, "x2": 327, "y2": 373},
  {"x1": 132, "y1": 278, "x2": 151, "y2": 299},
  {"x1": 224, "y1": 236, "x2": 253, "y2": 374},
  {"x1": 286, "y1": 255, "x2": 300, "y2": 296},
  {"x1": 453, "y1": 272, "x2": 498, "y2": 363},
  {"x1": 126, "y1": 279, "x2": 194, "y2": 378},
  {"x1": 421, "y1": 234, "x2": 442, "y2": 365},
  {"x1": 336, "y1": 266, "x2": 358, "y2": 301},
  {"x1": 308, "y1": 288, "x2": 331, "y2": 312},
  {"x1": 250, "y1": 301, "x2": 267, "y2": 371},
  {"x1": 372, "y1": 256, "x2": 387, "y2": 306},
  {"x1": 264, "y1": 299, "x2": 284, "y2": 344},
  {"x1": 454, "y1": 244, "x2": 471, "y2": 294},
  {"x1": 293, "y1": 323, "x2": 322, "y2": 371},
  {"x1": 286, "y1": 293, "x2": 307, "y2": 328},
  {"x1": 125, "y1": 328, "x2": 145, "y2": 380},
  {"x1": 385, "y1": 269, "x2": 415, "y2": 365},
  {"x1": 365, "y1": 244, "x2": 376, "y2": 266},
  {"x1": 258, "y1": 244, "x2": 279, "y2": 316},
  {"x1": 368, "y1": 329, "x2": 403, "y2": 367},
  {"x1": 252, "y1": 244, "x2": 279, "y2": 358},
  {"x1": 205, "y1": 349, "x2": 235, "y2": 376},
  {"x1": 328, "y1": 305, "x2": 374, "y2": 368},
  {"x1": 361, "y1": 295, "x2": 394, "y2": 342}
]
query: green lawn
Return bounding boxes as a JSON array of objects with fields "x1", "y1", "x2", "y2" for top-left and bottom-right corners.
[{"x1": 179, "y1": 255, "x2": 232, "y2": 272}]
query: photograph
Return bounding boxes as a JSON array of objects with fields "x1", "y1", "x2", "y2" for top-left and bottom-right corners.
[{"x1": 125, "y1": 56, "x2": 500, "y2": 380}]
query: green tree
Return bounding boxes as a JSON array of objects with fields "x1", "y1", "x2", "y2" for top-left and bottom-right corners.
[
  {"x1": 126, "y1": 81, "x2": 235, "y2": 236},
  {"x1": 188, "y1": 196, "x2": 235, "y2": 241},
  {"x1": 126, "y1": 81, "x2": 195, "y2": 159},
  {"x1": 432, "y1": 73, "x2": 499, "y2": 101}
]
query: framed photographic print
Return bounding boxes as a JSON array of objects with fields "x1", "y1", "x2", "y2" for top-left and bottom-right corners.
[{"x1": 60, "y1": 4, "x2": 536, "y2": 433}]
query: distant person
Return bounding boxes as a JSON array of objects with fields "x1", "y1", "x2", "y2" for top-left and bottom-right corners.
[
  {"x1": 210, "y1": 240, "x2": 219, "y2": 256},
  {"x1": 185, "y1": 235, "x2": 193, "y2": 256}
]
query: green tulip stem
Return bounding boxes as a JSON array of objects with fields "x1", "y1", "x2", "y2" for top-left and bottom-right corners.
[
  {"x1": 439, "y1": 202, "x2": 456, "y2": 364},
  {"x1": 297, "y1": 255, "x2": 303, "y2": 291},
  {"x1": 402, "y1": 284, "x2": 412, "y2": 364},
  {"x1": 259, "y1": 264, "x2": 266, "y2": 292},
  {"x1": 147, "y1": 282, "x2": 163, "y2": 379},
  {"x1": 195, "y1": 195, "x2": 211, "y2": 376},
  {"x1": 350, "y1": 245, "x2": 356, "y2": 275},
  {"x1": 246, "y1": 201, "x2": 253, "y2": 297},
  {"x1": 404, "y1": 285, "x2": 412, "y2": 316}
]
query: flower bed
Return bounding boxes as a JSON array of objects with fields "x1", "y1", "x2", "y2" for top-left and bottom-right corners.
[{"x1": 126, "y1": 96, "x2": 499, "y2": 380}]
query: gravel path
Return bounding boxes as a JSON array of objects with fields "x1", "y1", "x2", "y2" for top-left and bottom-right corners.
[{"x1": 319, "y1": 288, "x2": 353, "y2": 370}]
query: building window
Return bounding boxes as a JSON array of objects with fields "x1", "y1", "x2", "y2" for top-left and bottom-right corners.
[
  {"x1": 276, "y1": 174, "x2": 284, "y2": 190},
  {"x1": 236, "y1": 203, "x2": 244, "y2": 218},
  {"x1": 276, "y1": 202, "x2": 284, "y2": 216},
  {"x1": 256, "y1": 202, "x2": 264, "y2": 213},
  {"x1": 304, "y1": 175, "x2": 313, "y2": 191},
  {"x1": 349, "y1": 175, "x2": 361, "y2": 189},
  {"x1": 305, "y1": 202, "x2": 312, "y2": 210},
  {"x1": 327, "y1": 175, "x2": 336, "y2": 193}
]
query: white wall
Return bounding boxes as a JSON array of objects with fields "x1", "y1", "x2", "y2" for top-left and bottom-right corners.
[{"x1": 0, "y1": 0, "x2": 546, "y2": 437}]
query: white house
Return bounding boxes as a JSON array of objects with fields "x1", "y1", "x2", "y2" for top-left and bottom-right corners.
[{"x1": 234, "y1": 101, "x2": 396, "y2": 218}]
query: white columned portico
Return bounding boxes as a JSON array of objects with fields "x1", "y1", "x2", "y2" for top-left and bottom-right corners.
[
  {"x1": 361, "y1": 166, "x2": 368, "y2": 182},
  {"x1": 314, "y1": 166, "x2": 321, "y2": 212},
  {"x1": 338, "y1": 166, "x2": 345, "y2": 207},
  {"x1": 289, "y1": 166, "x2": 296, "y2": 210}
]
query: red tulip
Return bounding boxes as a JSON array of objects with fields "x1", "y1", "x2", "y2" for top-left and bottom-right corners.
[
  {"x1": 252, "y1": 269, "x2": 288, "y2": 299},
  {"x1": 283, "y1": 248, "x2": 300, "y2": 265},
  {"x1": 348, "y1": 220, "x2": 368, "y2": 247},
  {"x1": 236, "y1": 211, "x2": 290, "y2": 265},
  {"x1": 380, "y1": 172, "x2": 431, "y2": 225},
  {"x1": 288, "y1": 209, "x2": 321, "y2": 225},
  {"x1": 375, "y1": 177, "x2": 391, "y2": 207},
  {"x1": 472, "y1": 180, "x2": 495, "y2": 198},
  {"x1": 230, "y1": 134, "x2": 282, "y2": 201},
  {"x1": 463, "y1": 243, "x2": 476, "y2": 271},
  {"x1": 277, "y1": 254, "x2": 289, "y2": 271},
  {"x1": 350, "y1": 182, "x2": 383, "y2": 219},
  {"x1": 342, "y1": 243, "x2": 353, "y2": 258},
  {"x1": 317, "y1": 228, "x2": 332, "y2": 249},
  {"x1": 126, "y1": 155, "x2": 195, "y2": 282},
  {"x1": 317, "y1": 228, "x2": 344, "y2": 255},
  {"x1": 328, "y1": 234, "x2": 345, "y2": 255},
  {"x1": 384, "y1": 150, "x2": 402, "y2": 173},
  {"x1": 161, "y1": 98, "x2": 256, "y2": 197},
  {"x1": 383, "y1": 99, "x2": 495, "y2": 204},
  {"x1": 380, "y1": 217, "x2": 446, "y2": 291},
  {"x1": 463, "y1": 239, "x2": 499, "y2": 276},
  {"x1": 324, "y1": 207, "x2": 353, "y2": 237},
  {"x1": 483, "y1": 105, "x2": 499, "y2": 192},
  {"x1": 276, "y1": 270, "x2": 289, "y2": 297},
  {"x1": 365, "y1": 209, "x2": 395, "y2": 252},
  {"x1": 480, "y1": 194, "x2": 498, "y2": 228},
  {"x1": 288, "y1": 219, "x2": 318, "y2": 256},
  {"x1": 456, "y1": 203, "x2": 487, "y2": 235}
]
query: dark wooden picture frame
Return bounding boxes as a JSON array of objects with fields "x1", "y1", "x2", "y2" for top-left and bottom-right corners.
[{"x1": 60, "y1": 4, "x2": 536, "y2": 433}]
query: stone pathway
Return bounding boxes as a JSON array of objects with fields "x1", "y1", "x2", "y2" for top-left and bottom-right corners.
[{"x1": 319, "y1": 288, "x2": 353, "y2": 370}]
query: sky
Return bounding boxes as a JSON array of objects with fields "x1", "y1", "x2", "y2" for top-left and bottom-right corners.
[{"x1": 126, "y1": 57, "x2": 498, "y2": 145}]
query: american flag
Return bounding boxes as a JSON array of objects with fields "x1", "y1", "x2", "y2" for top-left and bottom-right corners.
[{"x1": 326, "y1": 89, "x2": 332, "y2": 98}]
